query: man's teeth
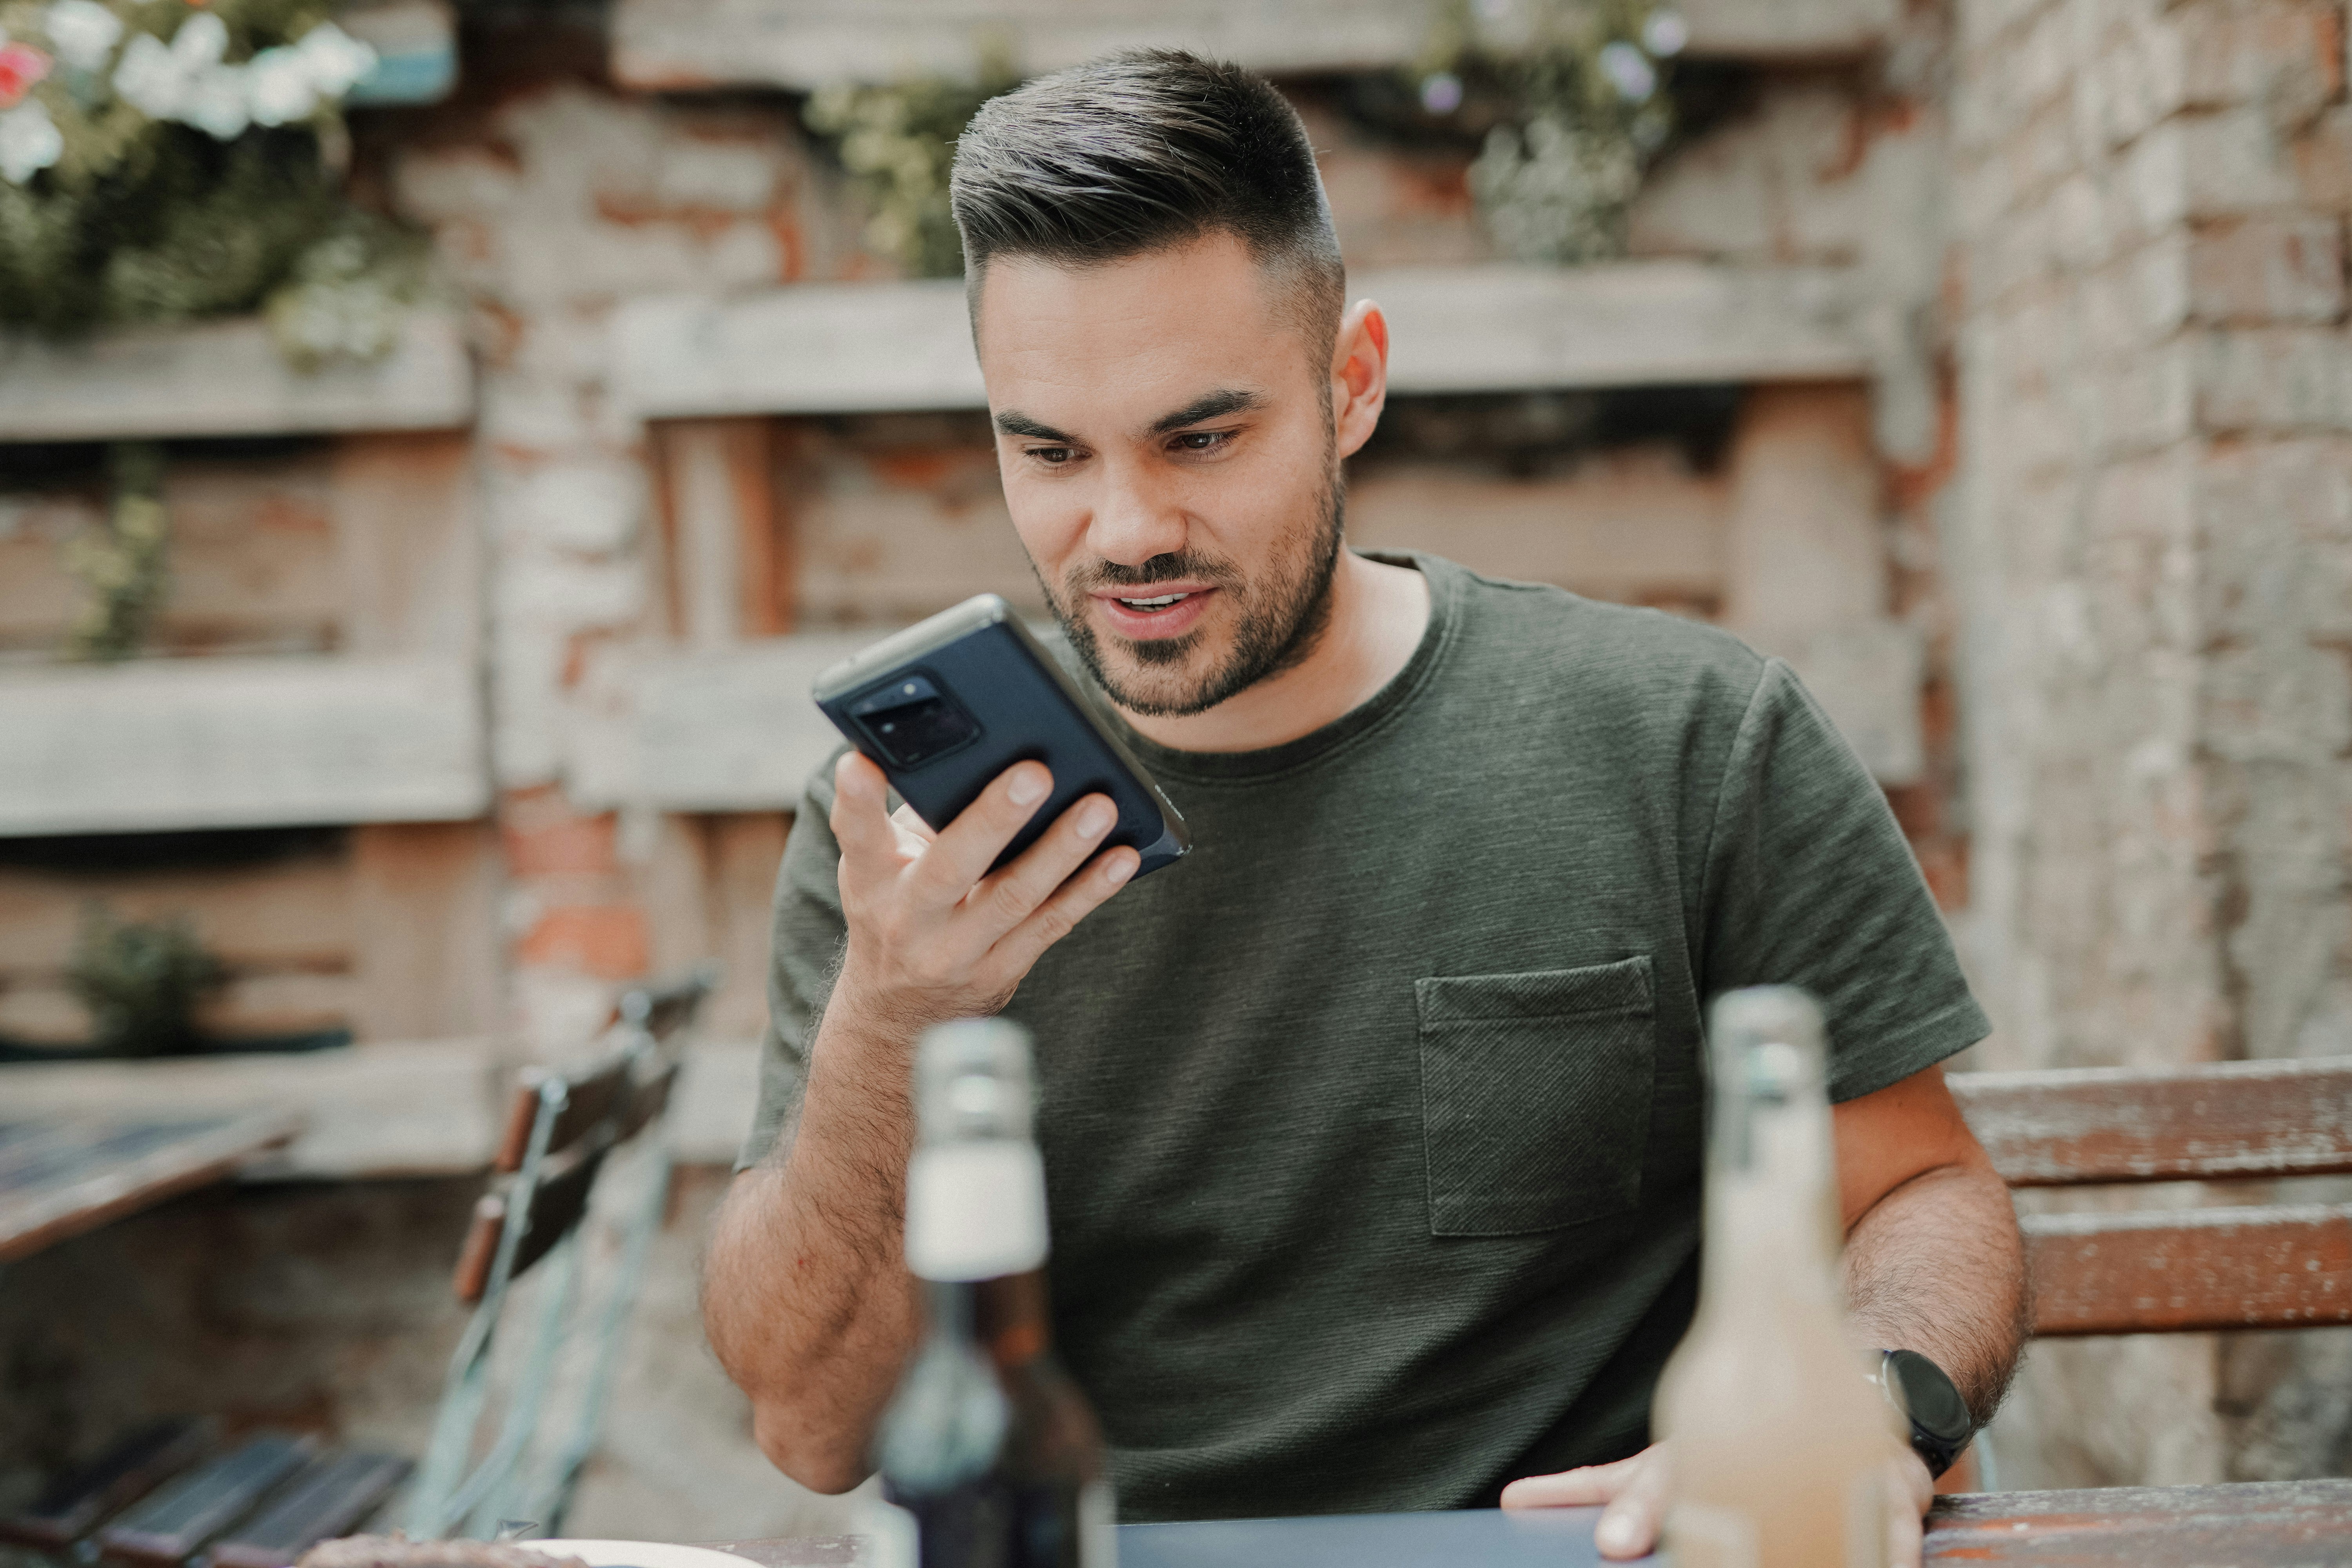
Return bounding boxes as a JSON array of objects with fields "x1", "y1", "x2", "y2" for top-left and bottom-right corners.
[{"x1": 1118, "y1": 593, "x2": 1190, "y2": 610}]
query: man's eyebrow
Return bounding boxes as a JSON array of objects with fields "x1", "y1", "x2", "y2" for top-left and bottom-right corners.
[
  {"x1": 994, "y1": 410, "x2": 1074, "y2": 442},
  {"x1": 1147, "y1": 388, "x2": 1265, "y2": 436}
]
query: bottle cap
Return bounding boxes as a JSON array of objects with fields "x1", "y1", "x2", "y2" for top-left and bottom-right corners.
[{"x1": 904, "y1": 1019, "x2": 1049, "y2": 1282}]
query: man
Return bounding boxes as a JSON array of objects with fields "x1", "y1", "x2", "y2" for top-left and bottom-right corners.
[{"x1": 704, "y1": 50, "x2": 2027, "y2": 1563}]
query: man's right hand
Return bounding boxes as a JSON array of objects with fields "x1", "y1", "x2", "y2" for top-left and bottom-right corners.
[{"x1": 827, "y1": 750, "x2": 1140, "y2": 1039}]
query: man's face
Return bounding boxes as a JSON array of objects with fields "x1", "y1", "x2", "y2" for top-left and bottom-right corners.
[{"x1": 973, "y1": 232, "x2": 1342, "y2": 718}]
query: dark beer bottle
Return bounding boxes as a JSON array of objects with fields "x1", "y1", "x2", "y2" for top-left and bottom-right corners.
[{"x1": 861, "y1": 1019, "x2": 1115, "y2": 1568}]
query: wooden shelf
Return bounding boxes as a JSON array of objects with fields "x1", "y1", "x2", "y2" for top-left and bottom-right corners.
[
  {"x1": 0, "y1": 655, "x2": 490, "y2": 836},
  {"x1": 571, "y1": 636, "x2": 865, "y2": 813},
  {"x1": 612, "y1": 263, "x2": 1870, "y2": 422},
  {"x1": 0, "y1": 310, "x2": 473, "y2": 444},
  {"x1": 613, "y1": 0, "x2": 1897, "y2": 91}
]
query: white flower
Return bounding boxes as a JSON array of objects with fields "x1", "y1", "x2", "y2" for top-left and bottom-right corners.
[
  {"x1": 293, "y1": 22, "x2": 375, "y2": 101},
  {"x1": 0, "y1": 97, "x2": 63, "y2": 182},
  {"x1": 181, "y1": 61, "x2": 249, "y2": 139},
  {"x1": 1642, "y1": 9, "x2": 1690, "y2": 58},
  {"x1": 1598, "y1": 40, "x2": 1658, "y2": 103},
  {"x1": 43, "y1": 0, "x2": 123, "y2": 73},
  {"x1": 245, "y1": 45, "x2": 316, "y2": 125},
  {"x1": 113, "y1": 12, "x2": 225, "y2": 121}
]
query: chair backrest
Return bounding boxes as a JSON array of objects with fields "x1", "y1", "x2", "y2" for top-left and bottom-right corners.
[
  {"x1": 410, "y1": 965, "x2": 715, "y2": 1539},
  {"x1": 1951, "y1": 1057, "x2": 2352, "y2": 1337}
]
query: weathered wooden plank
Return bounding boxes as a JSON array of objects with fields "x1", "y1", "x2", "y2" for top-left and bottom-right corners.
[
  {"x1": 0, "y1": 852, "x2": 354, "y2": 976},
  {"x1": 1922, "y1": 1477, "x2": 2352, "y2": 1565},
  {"x1": 656, "y1": 418, "x2": 787, "y2": 643},
  {"x1": 570, "y1": 636, "x2": 864, "y2": 812},
  {"x1": 0, "y1": 655, "x2": 489, "y2": 835},
  {"x1": 333, "y1": 431, "x2": 481, "y2": 659},
  {"x1": 611, "y1": 0, "x2": 1897, "y2": 93},
  {"x1": 0, "y1": 311, "x2": 473, "y2": 443},
  {"x1": 0, "y1": 1111, "x2": 299, "y2": 1263},
  {"x1": 611, "y1": 264, "x2": 1871, "y2": 422},
  {"x1": 1952, "y1": 1056, "x2": 2352, "y2": 1186},
  {"x1": 2024, "y1": 1202, "x2": 2352, "y2": 1337},
  {"x1": 350, "y1": 822, "x2": 502, "y2": 1044},
  {"x1": 0, "y1": 1038, "x2": 503, "y2": 1179}
]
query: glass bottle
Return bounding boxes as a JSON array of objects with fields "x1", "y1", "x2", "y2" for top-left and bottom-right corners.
[
  {"x1": 1653, "y1": 987, "x2": 1908, "y2": 1568},
  {"x1": 862, "y1": 1019, "x2": 1115, "y2": 1568}
]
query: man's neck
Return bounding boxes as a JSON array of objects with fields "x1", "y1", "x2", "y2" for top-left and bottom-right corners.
[{"x1": 1119, "y1": 550, "x2": 1433, "y2": 753}]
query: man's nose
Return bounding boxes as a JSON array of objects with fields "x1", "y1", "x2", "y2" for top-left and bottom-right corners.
[{"x1": 1084, "y1": 459, "x2": 1189, "y2": 568}]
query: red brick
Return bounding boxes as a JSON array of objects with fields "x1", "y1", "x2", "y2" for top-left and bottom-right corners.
[
  {"x1": 2189, "y1": 216, "x2": 2347, "y2": 322},
  {"x1": 517, "y1": 904, "x2": 651, "y2": 979},
  {"x1": 2179, "y1": 2, "x2": 2343, "y2": 124},
  {"x1": 500, "y1": 785, "x2": 622, "y2": 875}
]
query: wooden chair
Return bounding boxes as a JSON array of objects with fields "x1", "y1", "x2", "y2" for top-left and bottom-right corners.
[
  {"x1": 0, "y1": 967, "x2": 719, "y2": 1563},
  {"x1": 1950, "y1": 1056, "x2": 2352, "y2": 1336},
  {"x1": 405, "y1": 965, "x2": 715, "y2": 1541}
]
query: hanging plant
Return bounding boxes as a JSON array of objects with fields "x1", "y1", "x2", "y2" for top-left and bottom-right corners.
[
  {"x1": 67, "y1": 902, "x2": 228, "y2": 1057},
  {"x1": 62, "y1": 439, "x2": 170, "y2": 661},
  {"x1": 0, "y1": 0, "x2": 426, "y2": 361},
  {"x1": 1410, "y1": 0, "x2": 1688, "y2": 265},
  {"x1": 803, "y1": 64, "x2": 1016, "y2": 279}
]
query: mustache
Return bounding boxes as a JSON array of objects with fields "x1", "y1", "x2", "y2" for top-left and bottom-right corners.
[{"x1": 1070, "y1": 552, "x2": 1241, "y2": 591}]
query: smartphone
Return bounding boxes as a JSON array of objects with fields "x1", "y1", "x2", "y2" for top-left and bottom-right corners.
[{"x1": 812, "y1": 595, "x2": 1190, "y2": 879}]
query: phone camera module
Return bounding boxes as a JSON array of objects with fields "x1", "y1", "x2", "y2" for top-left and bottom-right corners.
[{"x1": 850, "y1": 673, "x2": 981, "y2": 770}]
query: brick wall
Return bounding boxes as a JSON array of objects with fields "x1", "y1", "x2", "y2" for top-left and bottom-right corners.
[{"x1": 1951, "y1": 0, "x2": 2352, "y2": 1488}]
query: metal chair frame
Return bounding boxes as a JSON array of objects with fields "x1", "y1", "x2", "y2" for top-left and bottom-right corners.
[{"x1": 406, "y1": 965, "x2": 715, "y2": 1538}]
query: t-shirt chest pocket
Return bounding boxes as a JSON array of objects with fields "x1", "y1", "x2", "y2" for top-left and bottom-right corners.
[{"x1": 1413, "y1": 955, "x2": 1656, "y2": 1238}]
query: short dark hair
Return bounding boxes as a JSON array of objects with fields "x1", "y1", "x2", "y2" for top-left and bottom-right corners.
[{"x1": 950, "y1": 50, "x2": 1346, "y2": 367}]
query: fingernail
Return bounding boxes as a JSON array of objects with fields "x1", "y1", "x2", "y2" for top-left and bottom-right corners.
[
  {"x1": 1008, "y1": 768, "x2": 1048, "y2": 806},
  {"x1": 1102, "y1": 853, "x2": 1135, "y2": 885},
  {"x1": 1077, "y1": 800, "x2": 1115, "y2": 839}
]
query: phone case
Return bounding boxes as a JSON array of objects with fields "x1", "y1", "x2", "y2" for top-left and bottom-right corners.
[{"x1": 811, "y1": 595, "x2": 1191, "y2": 878}]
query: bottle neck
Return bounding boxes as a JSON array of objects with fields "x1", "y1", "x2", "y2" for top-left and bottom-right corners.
[
  {"x1": 1699, "y1": 1050, "x2": 1845, "y2": 1307},
  {"x1": 924, "y1": 1272, "x2": 1053, "y2": 1371}
]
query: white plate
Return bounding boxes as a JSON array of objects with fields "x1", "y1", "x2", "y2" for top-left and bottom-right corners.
[{"x1": 526, "y1": 1542, "x2": 764, "y2": 1568}]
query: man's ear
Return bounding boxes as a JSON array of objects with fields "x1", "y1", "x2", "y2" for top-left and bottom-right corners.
[{"x1": 1330, "y1": 299, "x2": 1391, "y2": 461}]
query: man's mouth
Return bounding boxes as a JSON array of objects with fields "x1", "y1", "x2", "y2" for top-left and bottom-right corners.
[{"x1": 1091, "y1": 584, "x2": 1217, "y2": 639}]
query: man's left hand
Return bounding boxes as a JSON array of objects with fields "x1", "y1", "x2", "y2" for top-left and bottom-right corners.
[{"x1": 1500, "y1": 1441, "x2": 1933, "y2": 1565}]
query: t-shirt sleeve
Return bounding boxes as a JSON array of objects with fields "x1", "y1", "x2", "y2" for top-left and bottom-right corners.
[
  {"x1": 1698, "y1": 657, "x2": 1990, "y2": 1102},
  {"x1": 735, "y1": 755, "x2": 850, "y2": 1172}
]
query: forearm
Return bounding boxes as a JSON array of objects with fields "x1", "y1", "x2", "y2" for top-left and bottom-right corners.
[
  {"x1": 703, "y1": 1009, "x2": 925, "y2": 1492},
  {"x1": 1840, "y1": 1158, "x2": 2029, "y2": 1420}
]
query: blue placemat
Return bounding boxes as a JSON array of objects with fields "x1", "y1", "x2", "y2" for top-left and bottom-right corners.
[{"x1": 1118, "y1": 1506, "x2": 1657, "y2": 1567}]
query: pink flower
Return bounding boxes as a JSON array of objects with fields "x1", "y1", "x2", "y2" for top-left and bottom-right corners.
[{"x1": 0, "y1": 44, "x2": 52, "y2": 109}]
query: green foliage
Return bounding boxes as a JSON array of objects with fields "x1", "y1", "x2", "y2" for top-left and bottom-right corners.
[
  {"x1": 61, "y1": 440, "x2": 170, "y2": 661},
  {"x1": 804, "y1": 68, "x2": 1014, "y2": 279},
  {"x1": 67, "y1": 903, "x2": 228, "y2": 1057},
  {"x1": 0, "y1": 0, "x2": 422, "y2": 354},
  {"x1": 1414, "y1": 0, "x2": 1684, "y2": 264}
]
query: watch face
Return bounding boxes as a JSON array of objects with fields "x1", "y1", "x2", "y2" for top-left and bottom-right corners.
[{"x1": 1887, "y1": 1348, "x2": 1972, "y2": 1443}]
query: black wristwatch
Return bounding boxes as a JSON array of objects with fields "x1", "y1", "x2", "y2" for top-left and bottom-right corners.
[{"x1": 1875, "y1": 1349, "x2": 1974, "y2": 1477}]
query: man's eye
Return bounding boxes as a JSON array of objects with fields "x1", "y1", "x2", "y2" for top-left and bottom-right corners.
[
  {"x1": 1027, "y1": 446, "x2": 1075, "y2": 465},
  {"x1": 1174, "y1": 430, "x2": 1232, "y2": 453}
]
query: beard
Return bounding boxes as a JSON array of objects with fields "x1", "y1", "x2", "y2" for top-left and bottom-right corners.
[{"x1": 1040, "y1": 471, "x2": 1347, "y2": 720}]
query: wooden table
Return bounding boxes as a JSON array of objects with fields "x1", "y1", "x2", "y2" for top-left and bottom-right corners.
[
  {"x1": 707, "y1": 1478, "x2": 2352, "y2": 1567},
  {"x1": 0, "y1": 1110, "x2": 300, "y2": 1263}
]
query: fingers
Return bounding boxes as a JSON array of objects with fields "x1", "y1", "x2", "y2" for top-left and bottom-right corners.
[
  {"x1": 987, "y1": 844, "x2": 1140, "y2": 980},
  {"x1": 1593, "y1": 1448, "x2": 1671, "y2": 1560},
  {"x1": 963, "y1": 792, "x2": 1120, "y2": 939},
  {"x1": 909, "y1": 760, "x2": 1056, "y2": 899},
  {"x1": 830, "y1": 752, "x2": 904, "y2": 875},
  {"x1": 1888, "y1": 1454, "x2": 1931, "y2": 1568},
  {"x1": 1499, "y1": 1455, "x2": 1642, "y2": 1510}
]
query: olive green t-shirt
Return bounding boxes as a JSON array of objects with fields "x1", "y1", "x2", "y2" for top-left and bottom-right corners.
[{"x1": 739, "y1": 552, "x2": 1989, "y2": 1521}]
